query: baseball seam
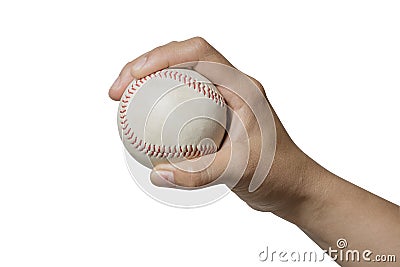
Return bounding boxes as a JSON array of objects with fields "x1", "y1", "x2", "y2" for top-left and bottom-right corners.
[{"x1": 119, "y1": 69, "x2": 225, "y2": 158}]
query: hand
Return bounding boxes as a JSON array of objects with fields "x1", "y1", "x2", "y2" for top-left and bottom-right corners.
[{"x1": 108, "y1": 37, "x2": 312, "y2": 213}]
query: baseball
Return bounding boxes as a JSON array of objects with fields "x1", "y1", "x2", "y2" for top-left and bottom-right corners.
[{"x1": 117, "y1": 68, "x2": 227, "y2": 169}]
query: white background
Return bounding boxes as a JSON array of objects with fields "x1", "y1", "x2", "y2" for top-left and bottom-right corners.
[{"x1": 0, "y1": 0, "x2": 399, "y2": 266}]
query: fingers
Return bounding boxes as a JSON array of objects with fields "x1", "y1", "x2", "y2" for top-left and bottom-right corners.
[
  {"x1": 150, "y1": 145, "x2": 231, "y2": 189},
  {"x1": 108, "y1": 37, "x2": 233, "y2": 100}
]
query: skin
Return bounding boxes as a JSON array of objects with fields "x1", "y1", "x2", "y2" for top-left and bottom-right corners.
[{"x1": 109, "y1": 37, "x2": 400, "y2": 266}]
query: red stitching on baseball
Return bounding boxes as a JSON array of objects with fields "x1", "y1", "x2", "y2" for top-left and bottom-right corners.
[
  {"x1": 127, "y1": 132, "x2": 134, "y2": 140},
  {"x1": 119, "y1": 69, "x2": 224, "y2": 158},
  {"x1": 124, "y1": 128, "x2": 131, "y2": 135},
  {"x1": 133, "y1": 136, "x2": 138, "y2": 143}
]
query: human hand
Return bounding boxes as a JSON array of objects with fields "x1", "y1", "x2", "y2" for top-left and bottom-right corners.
[{"x1": 109, "y1": 37, "x2": 314, "y2": 213}]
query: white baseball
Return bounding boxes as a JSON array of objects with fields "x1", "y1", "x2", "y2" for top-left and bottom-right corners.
[{"x1": 118, "y1": 68, "x2": 227, "y2": 169}]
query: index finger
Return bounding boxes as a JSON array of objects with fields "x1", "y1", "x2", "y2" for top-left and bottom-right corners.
[{"x1": 108, "y1": 37, "x2": 233, "y2": 100}]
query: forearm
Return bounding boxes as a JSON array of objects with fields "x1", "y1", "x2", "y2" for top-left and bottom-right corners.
[{"x1": 274, "y1": 156, "x2": 400, "y2": 266}]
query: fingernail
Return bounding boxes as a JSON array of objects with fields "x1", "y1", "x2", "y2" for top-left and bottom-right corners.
[
  {"x1": 110, "y1": 76, "x2": 121, "y2": 91},
  {"x1": 131, "y1": 55, "x2": 148, "y2": 73},
  {"x1": 150, "y1": 170, "x2": 175, "y2": 188}
]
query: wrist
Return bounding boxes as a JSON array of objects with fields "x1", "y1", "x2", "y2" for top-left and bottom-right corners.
[{"x1": 271, "y1": 150, "x2": 334, "y2": 231}]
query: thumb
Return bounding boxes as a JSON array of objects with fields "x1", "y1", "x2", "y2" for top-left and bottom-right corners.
[{"x1": 150, "y1": 146, "x2": 230, "y2": 189}]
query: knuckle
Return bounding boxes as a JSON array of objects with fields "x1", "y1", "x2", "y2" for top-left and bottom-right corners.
[
  {"x1": 123, "y1": 60, "x2": 138, "y2": 78},
  {"x1": 247, "y1": 75, "x2": 265, "y2": 94},
  {"x1": 249, "y1": 76, "x2": 262, "y2": 88},
  {"x1": 192, "y1": 36, "x2": 207, "y2": 44},
  {"x1": 123, "y1": 61, "x2": 131, "y2": 69},
  {"x1": 190, "y1": 36, "x2": 211, "y2": 52},
  {"x1": 122, "y1": 61, "x2": 132, "y2": 74}
]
